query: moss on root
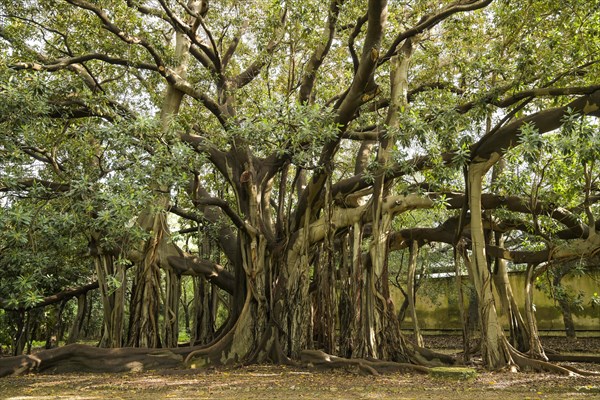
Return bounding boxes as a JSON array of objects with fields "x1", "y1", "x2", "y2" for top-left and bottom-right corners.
[{"x1": 429, "y1": 366, "x2": 478, "y2": 380}]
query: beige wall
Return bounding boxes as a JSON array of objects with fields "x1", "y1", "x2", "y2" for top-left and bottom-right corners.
[{"x1": 394, "y1": 270, "x2": 600, "y2": 336}]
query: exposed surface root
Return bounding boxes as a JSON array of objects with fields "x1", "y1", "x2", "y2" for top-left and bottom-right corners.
[
  {"x1": 556, "y1": 364, "x2": 600, "y2": 376},
  {"x1": 300, "y1": 349, "x2": 430, "y2": 376},
  {"x1": 508, "y1": 346, "x2": 576, "y2": 375},
  {"x1": 0, "y1": 344, "x2": 183, "y2": 377},
  {"x1": 547, "y1": 354, "x2": 600, "y2": 363},
  {"x1": 184, "y1": 329, "x2": 235, "y2": 367},
  {"x1": 411, "y1": 345, "x2": 458, "y2": 367}
]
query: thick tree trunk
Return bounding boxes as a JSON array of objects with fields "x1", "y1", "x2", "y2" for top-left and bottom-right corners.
[
  {"x1": 67, "y1": 294, "x2": 87, "y2": 344},
  {"x1": 557, "y1": 297, "x2": 577, "y2": 340},
  {"x1": 454, "y1": 245, "x2": 471, "y2": 362},
  {"x1": 127, "y1": 215, "x2": 163, "y2": 348},
  {"x1": 525, "y1": 263, "x2": 547, "y2": 360},
  {"x1": 185, "y1": 213, "x2": 282, "y2": 365},
  {"x1": 93, "y1": 250, "x2": 125, "y2": 348},
  {"x1": 276, "y1": 237, "x2": 312, "y2": 359},
  {"x1": 128, "y1": 0, "x2": 201, "y2": 349},
  {"x1": 352, "y1": 37, "x2": 414, "y2": 362},
  {"x1": 338, "y1": 231, "x2": 356, "y2": 357},
  {"x1": 191, "y1": 276, "x2": 215, "y2": 345},
  {"x1": 313, "y1": 176, "x2": 337, "y2": 353},
  {"x1": 313, "y1": 244, "x2": 336, "y2": 353},
  {"x1": 468, "y1": 158, "x2": 514, "y2": 370},
  {"x1": 163, "y1": 269, "x2": 181, "y2": 348},
  {"x1": 10, "y1": 311, "x2": 28, "y2": 356},
  {"x1": 493, "y1": 254, "x2": 529, "y2": 352}
]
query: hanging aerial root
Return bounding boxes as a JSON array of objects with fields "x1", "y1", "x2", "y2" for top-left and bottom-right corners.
[{"x1": 300, "y1": 350, "x2": 430, "y2": 376}]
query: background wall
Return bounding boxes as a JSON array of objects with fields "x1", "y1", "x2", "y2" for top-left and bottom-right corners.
[{"x1": 394, "y1": 269, "x2": 600, "y2": 336}]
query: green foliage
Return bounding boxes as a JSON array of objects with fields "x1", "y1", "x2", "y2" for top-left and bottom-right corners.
[{"x1": 0, "y1": 0, "x2": 599, "y2": 354}]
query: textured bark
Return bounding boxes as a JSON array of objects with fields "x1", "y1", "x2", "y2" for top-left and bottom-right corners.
[
  {"x1": 557, "y1": 297, "x2": 577, "y2": 340},
  {"x1": 338, "y1": 232, "x2": 355, "y2": 357},
  {"x1": 354, "y1": 33, "x2": 413, "y2": 361},
  {"x1": 93, "y1": 250, "x2": 125, "y2": 348},
  {"x1": 163, "y1": 269, "x2": 181, "y2": 348},
  {"x1": 524, "y1": 263, "x2": 547, "y2": 360},
  {"x1": 67, "y1": 294, "x2": 87, "y2": 344},
  {"x1": 454, "y1": 245, "x2": 471, "y2": 362},
  {"x1": 313, "y1": 245, "x2": 336, "y2": 353},
  {"x1": 493, "y1": 255, "x2": 529, "y2": 352},
  {"x1": 191, "y1": 276, "x2": 216, "y2": 345},
  {"x1": 0, "y1": 344, "x2": 183, "y2": 377},
  {"x1": 10, "y1": 311, "x2": 28, "y2": 356},
  {"x1": 468, "y1": 158, "x2": 514, "y2": 370}
]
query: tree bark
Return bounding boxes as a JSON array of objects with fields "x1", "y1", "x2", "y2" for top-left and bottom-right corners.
[
  {"x1": 492, "y1": 238, "x2": 529, "y2": 352},
  {"x1": 0, "y1": 344, "x2": 183, "y2": 377},
  {"x1": 67, "y1": 294, "x2": 87, "y2": 344},
  {"x1": 93, "y1": 248, "x2": 125, "y2": 348},
  {"x1": 525, "y1": 263, "x2": 547, "y2": 360},
  {"x1": 468, "y1": 157, "x2": 514, "y2": 370}
]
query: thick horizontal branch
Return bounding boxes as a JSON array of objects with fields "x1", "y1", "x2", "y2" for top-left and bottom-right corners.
[
  {"x1": 167, "y1": 205, "x2": 204, "y2": 223},
  {"x1": 381, "y1": 0, "x2": 493, "y2": 64},
  {"x1": 456, "y1": 84, "x2": 600, "y2": 114},
  {"x1": 169, "y1": 77, "x2": 227, "y2": 126},
  {"x1": 64, "y1": 0, "x2": 168, "y2": 73},
  {"x1": 472, "y1": 89, "x2": 600, "y2": 160},
  {"x1": 0, "y1": 179, "x2": 70, "y2": 193},
  {"x1": 167, "y1": 255, "x2": 234, "y2": 293},
  {"x1": 194, "y1": 197, "x2": 254, "y2": 234},
  {"x1": 333, "y1": 90, "x2": 600, "y2": 204},
  {"x1": 10, "y1": 54, "x2": 159, "y2": 72},
  {"x1": 0, "y1": 281, "x2": 98, "y2": 311}
]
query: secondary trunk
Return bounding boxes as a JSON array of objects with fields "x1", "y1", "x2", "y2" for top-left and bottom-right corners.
[
  {"x1": 525, "y1": 263, "x2": 547, "y2": 360},
  {"x1": 127, "y1": 211, "x2": 166, "y2": 348},
  {"x1": 468, "y1": 158, "x2": 514, "y2": 370},
  {"x1": 67, "y1": 294, "x2": 87, "y2": 344},
  {"x1": 90, "y1": 241, "x2": 125, "y2": 349},
  {"x1": 493, "y1": 255, "x2": 529, "y2": 352}
]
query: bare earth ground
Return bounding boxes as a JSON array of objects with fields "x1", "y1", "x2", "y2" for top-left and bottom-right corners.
[{"x1": 0, "y1": 337, "x2": 598, "y2": 400}]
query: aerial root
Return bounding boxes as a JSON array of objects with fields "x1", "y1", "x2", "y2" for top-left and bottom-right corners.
[{"x1": 300, "y1": 349, "x2": 430, "y2": 376}]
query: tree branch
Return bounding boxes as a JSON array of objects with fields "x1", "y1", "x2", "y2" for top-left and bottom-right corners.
[
  {"x1": 380, "y1": 0, "x2": 493, "y2": 64},
  {"x1": 167, "y1": 255, "x2": 234, "y2": 293}
]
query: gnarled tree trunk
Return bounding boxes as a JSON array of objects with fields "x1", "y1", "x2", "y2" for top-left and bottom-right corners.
[
  {"x1": 91, "y1": 240, "x2": 125, "y2": 348},
  {"x1": 468, "y1": 157, "x2": 514, "y2": 370}
]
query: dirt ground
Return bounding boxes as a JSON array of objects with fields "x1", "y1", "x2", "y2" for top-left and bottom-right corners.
[{"x1": 0, "y1": 336, "x2": 598, "y2": 400}]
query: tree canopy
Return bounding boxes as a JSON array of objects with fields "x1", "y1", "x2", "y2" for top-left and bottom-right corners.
[{"x1": 0, "y1": 0, "x2": 599, "y2": 376}]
